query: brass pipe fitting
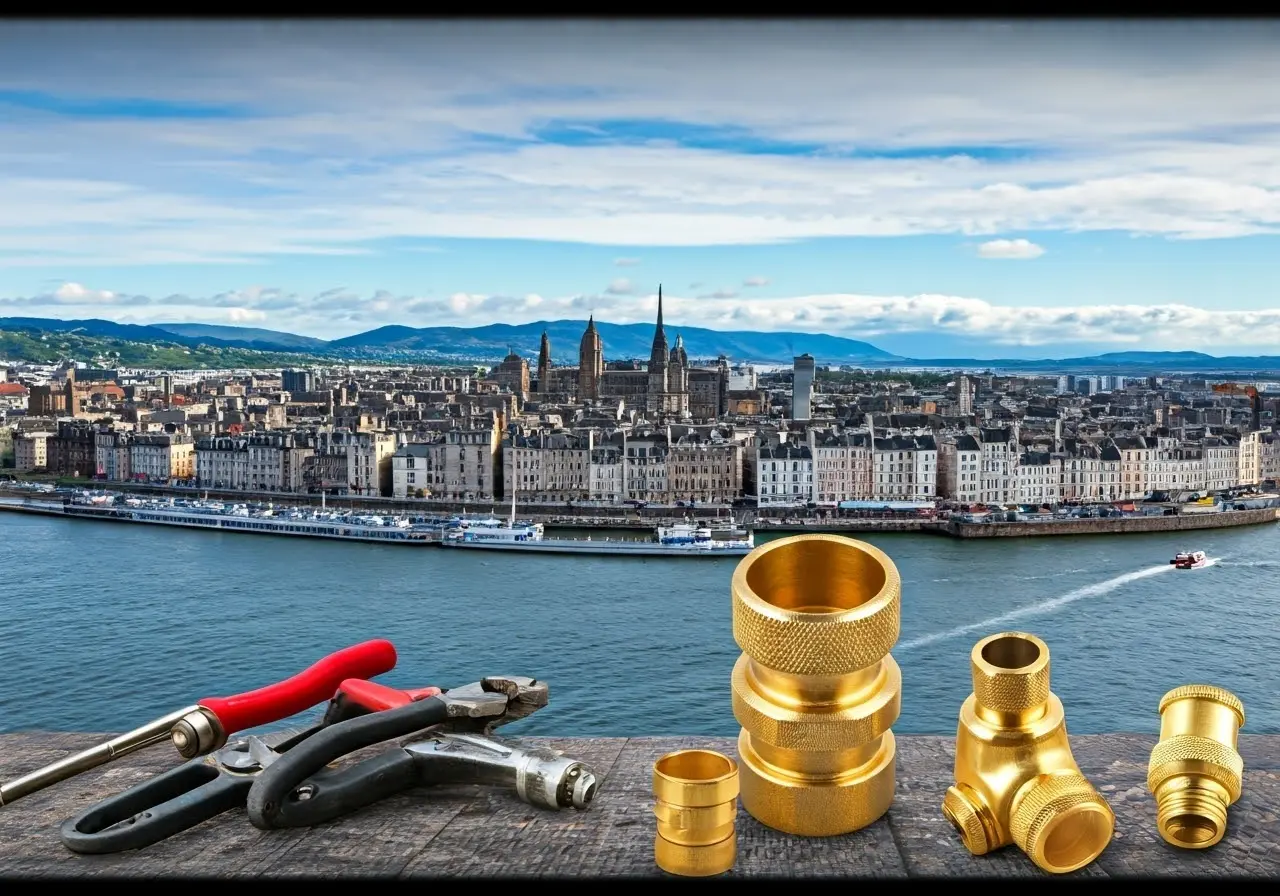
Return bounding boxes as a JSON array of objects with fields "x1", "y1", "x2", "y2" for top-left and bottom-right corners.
[
  {"x1": 730, "y1": 534, "x2": 901, "y2": 836},
  {"x1": 943, "y1": 631, "x2": 1114, "y2": 874},
  {"x1": 1147, "y1": 684, "x2": 1245, "y2": 850},
  {"x1": 653, "y1": 750, "x2": 739, "y2": 877}
]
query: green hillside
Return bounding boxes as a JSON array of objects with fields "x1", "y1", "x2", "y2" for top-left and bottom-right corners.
[{"x1": 0, "y1": 327, "x2": 327, "y2": 370}]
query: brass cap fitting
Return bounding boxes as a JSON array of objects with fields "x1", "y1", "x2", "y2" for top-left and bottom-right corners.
[
  {"x1": 653, "y1": 750, "x2": 739, "y2": 877},
  {"x1": 730, "y1": 534, "x2": 901, "y2": 836},
  {"x1": 1147, "y1": 684, "x2": 1246, "y2": 850},
  {"x1": 945, "y1": 632, "x2": 1114, "y2": 874}
]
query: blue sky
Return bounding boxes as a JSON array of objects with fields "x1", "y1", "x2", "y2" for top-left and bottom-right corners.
[{"x1": 2, "y1": 20, "x2": 1280, "y2": 358}]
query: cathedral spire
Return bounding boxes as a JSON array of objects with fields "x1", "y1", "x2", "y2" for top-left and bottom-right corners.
[{"x1": 650, "y1": 284, "x2": 668, "y2": 363}]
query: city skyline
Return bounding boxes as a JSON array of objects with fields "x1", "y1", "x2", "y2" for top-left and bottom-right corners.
[{"x1": 2, "y1": 20, "x2": 1280, "y2": 358}]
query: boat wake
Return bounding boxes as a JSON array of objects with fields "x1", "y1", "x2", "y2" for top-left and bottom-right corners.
[{"x1": 898, "y1": 563, "x2": 1177, "y2": 652}]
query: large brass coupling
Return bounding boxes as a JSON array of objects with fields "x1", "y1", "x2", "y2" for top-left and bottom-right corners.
[
  {"x1": 1147, "y1": 684, "x2": 1245, "y2": 850},
  {"x1": 943, "y1": 631, "x2": 1114, "y2": 874},
  {"x1": 730, "y1": 534, "x2": 902, "y2": 836},
  {"x1": 653, "y1": 750, "x2": 739, "y2": 876}
]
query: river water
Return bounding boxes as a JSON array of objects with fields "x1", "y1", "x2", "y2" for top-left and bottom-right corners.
[{"x1": 1, "y1": 514, "x2": 1276, "y2": 737}]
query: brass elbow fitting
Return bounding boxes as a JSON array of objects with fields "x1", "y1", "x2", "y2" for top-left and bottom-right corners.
[
  {"x1": 653, "y1": 750, "x2": 739, "y2": 877},
  {"x1": 730, "y1": 534, "x2": 901, "y2": 836},
  {"x1": 943, "y1": 632, "x2": 1114, "y2": 874},
  {"x1": 1147, "y1": 684, "x2": 1245, "y2": 850}
]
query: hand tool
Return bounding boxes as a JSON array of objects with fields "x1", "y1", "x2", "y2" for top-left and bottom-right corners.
[
  {"x1": 0, "y1": 639, "x2": 398, "y2": 809},
  {"x1": 58, "y1": 678, "x2": 443, "y2": 854},
  {"x1": 247, "y1": 675, "x2": 586, "y2": 829}
]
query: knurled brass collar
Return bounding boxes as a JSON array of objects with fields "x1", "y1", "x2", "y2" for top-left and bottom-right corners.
[
  {"x1": 1010, "y1": 772, "x2": 1114, "y2": 874},
  {"x1": 970, "y1": 632, "x2": 1051, "y2": 715},
  {"x1": 943, "y1": 786, "x2": 991, "y2": 856},
  {"x1": 730, "y1": 535, "x2": 901, "y2": 676},
  {"x1": 1146, "y1": 735, "x2": 1244, "y2": 803},
  {"x1": 1160, "y1": 685, "x2": 1246, "y2": 727}
]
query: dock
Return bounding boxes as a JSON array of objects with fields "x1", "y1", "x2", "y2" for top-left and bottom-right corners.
[{"x1": 1, "y1": 733, "x2": 1277, "y2": 877}]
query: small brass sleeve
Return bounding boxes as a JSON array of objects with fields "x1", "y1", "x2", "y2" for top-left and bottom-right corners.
[
  {"x1": 730, "y1": 535, "x2": 902, "y2": 837},
  {"x1": 944, "y1": 632, "x2": 1114, "y2": 874},
  {"x1": 653, "y1": 750, "x2": 739, "y2": 876},
  {"x1": 1147, "y1": 684, "x2": 1245, "y2": 849}
]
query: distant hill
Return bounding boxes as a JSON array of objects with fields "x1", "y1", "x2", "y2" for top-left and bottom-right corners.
[
  {"x1": 329, "y1": 320, "x2": 903, "y2": 365},
  {"x1": 151, "y1": 322, "x2": 329, "y2": 351},
  {"x1": 5, "y1": 316, "x2": 1280, "y2": 373}
]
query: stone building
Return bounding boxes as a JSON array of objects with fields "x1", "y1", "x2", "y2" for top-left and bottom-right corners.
[{"x1": 47, "y1": 420, "x2": 95, "y2": 477}]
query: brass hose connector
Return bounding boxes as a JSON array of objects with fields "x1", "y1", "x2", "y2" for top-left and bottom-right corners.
[
  {"x1": 1147, "y1": 684, "x2": 1245, "y2": 850},
  {"x1": 730, "y1": 534, "x2": 901, "y2": 836},
  {"x1": 653, "y1": 750, "x2": 739, "y2": 877},
  {"x1": 943, "y1": 631, "x2": 1114, "y2": 874}
]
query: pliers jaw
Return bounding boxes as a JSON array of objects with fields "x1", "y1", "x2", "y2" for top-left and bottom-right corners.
[{"x1": 435, "y1": 676, "x2": 550, "y2": 734}]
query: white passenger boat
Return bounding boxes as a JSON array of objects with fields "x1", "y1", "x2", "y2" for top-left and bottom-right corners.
[{"x1": 1170, "y1": 549, "x2": 1208, "y2": 570}]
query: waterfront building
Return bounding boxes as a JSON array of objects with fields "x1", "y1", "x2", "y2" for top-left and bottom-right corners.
[
  {"x1": 756, "y1": 441, "x2": 813, "y2": 506},
  {"x1": 623, "y1": 428, "x2": 670, "y2": 503},
  {"x1": 391, "y1": 442, "x2": 434, "y2": 499},
  {"x1": 665, "y1": 426, "x2": 744, "y2": 505},
  {"x1": 977, "y1": 427, "x2": 1019, "y2": 506},
  {"x1": 503, "y1": 429, "x2": 591, "y2": 503},
  {"x1": 94, "y1": 428, "x2": 133, "y2": 481},
  {"x1": 347, "y1": 431, "x2": 397, "y2": 497},
  {"x1": 873, "y1": 434, "x2": 938, "y2": 501},
  {"x1": 937, "y1": 434, "x2": 982, "y2": 504},
  {"x1": 810, "y1": 430, "x2": 871, "y2": 505},
  {"x1": 589, "y1": 441, "x2": 624, "y2": 503},
  {"x1": 47, "y1": 419, "x2": 96, "y2": 477},
  {"x1": 130, "y1": 432, "x2": 195, "y2": 483},
  {"x1": 14, "y1": 431, "x2": 50, "y2": 472}
]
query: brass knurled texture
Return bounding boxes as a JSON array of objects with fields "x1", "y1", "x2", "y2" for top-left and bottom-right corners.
[
  {"x1": 730, "y1": 654, "x2": 901, "y2": 749},
  {"x1": 1159, "y1": 684, "x2": 1246, "y2": 725},
  {"x1": 1147, "y1": 734, "x2": 1244, "y2": 803},
  {"x1": 731, "y1": 582, "x2": 900, "y2": 677},
  {"x1": 972, "y1": 659, "x2": 1050, "y2": 714},
  {"x1": 1010, "y1": 772, "x2": 1113, "y2": 862}
]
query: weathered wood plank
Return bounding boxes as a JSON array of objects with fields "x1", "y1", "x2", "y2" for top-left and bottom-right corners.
[{"x1": 1, "y1": 733, "x2": 1277, "y2": 877}]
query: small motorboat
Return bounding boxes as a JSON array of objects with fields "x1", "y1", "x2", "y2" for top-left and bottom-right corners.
[{"x1": 1171, "y1": 550, "x2": 1208, "y2": 569}]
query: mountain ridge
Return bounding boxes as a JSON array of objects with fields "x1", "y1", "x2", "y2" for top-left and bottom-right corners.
[{"x1": 4, "y1": 316, "x2": 1280, "y2": 373}]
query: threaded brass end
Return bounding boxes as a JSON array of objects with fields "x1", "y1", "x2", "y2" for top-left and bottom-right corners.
[
  {"x1": 1010, "y1": 773, "x2": 1115, "y2": 874},
  {"x1": 730, "y1": 535, "x2": 902, "y2": 837},
  {"x1": 943, "y1": 785, "x2": 993, "y2": 856},
  {"x1": 653, "y1": 750, "x2": 739, "y2": 876},
  {"x1": 1148, "y1": 684, "x2": 1245, "y2": 850}
]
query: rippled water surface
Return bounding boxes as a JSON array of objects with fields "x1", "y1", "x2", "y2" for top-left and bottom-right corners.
[{"x1": 1, "y1": 514, "x2": 1277, "y2": 736}]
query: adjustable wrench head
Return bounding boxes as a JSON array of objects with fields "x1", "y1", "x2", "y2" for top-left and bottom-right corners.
[{"x1": 435, "y1": 677, "x2": 549, "y2": 734}]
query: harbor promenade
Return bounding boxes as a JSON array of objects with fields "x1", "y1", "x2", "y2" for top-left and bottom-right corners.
[{"x1": 1, "y1": 732, "x2": 1276, "y2": 877}]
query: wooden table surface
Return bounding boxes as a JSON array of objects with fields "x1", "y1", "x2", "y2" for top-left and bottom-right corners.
[{"x1": 1, "y1": 732, "x2": 1277, "y2": 878}]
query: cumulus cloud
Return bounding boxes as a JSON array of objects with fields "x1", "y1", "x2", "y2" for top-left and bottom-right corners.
[
  {"x1": 614, "y1": 257, "x2": 641, "y2": 266},
  {"x1": 1, "y1": 21, "x2": 1280, "y2": 264},
  {"x1": 605, "y1": 278, "x2": 634, "y2": 295},
  {"x1": 8, "y1": 281, "x2": 1280, "y2": 353},
  {"x1": 743, "y1": 276, "x2": 770, "y2": 287},
  {"x1": 977, "y1": 238, "x2": 1046, "y2": 259}
]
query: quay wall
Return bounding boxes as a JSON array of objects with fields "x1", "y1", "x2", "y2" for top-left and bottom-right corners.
[
  {"x1": 941, "y1": 506, "x2": 1280, "y2": 538},
  {"x1": 1, "y1": 732, "x2": 1277, "y2": 877}
]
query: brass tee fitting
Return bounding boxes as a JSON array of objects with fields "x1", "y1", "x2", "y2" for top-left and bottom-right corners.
[
  {"x1": 943, "y1": 631, "x2": 1114, "y2": 874},
  {"x1": 730, "y1": 534, "x2": 901, "y2": 836},
  {"x1": 1147, "y1": 684, "x2": 1245, "y2": 850},
  {"x1": 653, "y1": 750, "x2": 739, "y2": 877}
]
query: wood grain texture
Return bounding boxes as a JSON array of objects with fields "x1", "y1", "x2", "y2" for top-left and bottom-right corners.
[{"x1": 1, "y1": 733, "x2": 1277, "y2": 878}]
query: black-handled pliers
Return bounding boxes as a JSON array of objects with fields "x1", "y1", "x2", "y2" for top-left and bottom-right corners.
[
  {"x1": 58, "y1": 680, "x2": 442, "y2": 854},
  {"x1": 246, "y1": 675, "x2": 555, "y2": 829}
]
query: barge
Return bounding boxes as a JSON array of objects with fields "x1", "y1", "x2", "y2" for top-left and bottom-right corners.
[
  {"x1": 440, "y1": 516, "x2": 755, "y2": 557},
  {"x1": 24, "y1": 493, "x2": 442, "y2": 545}
]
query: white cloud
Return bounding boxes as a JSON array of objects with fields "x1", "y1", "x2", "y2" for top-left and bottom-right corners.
[
  {"x1": 605, "y1": 278, "x2": 634, "y2": 295},
  {"x1": 743, "y1": 276, "x2": 770, "y2": 287},
  {"x1": 698, "y1": 288, "x2": 739, "y2": 300},
  {"x1": 10, "y1": 282, "x2": 1280, "y2": 354},
  {"x1": 977, "y1": 238, "x2": 1046, "y2": 259},
  {"x1": 614, "y1": 257, "x2": 641, "y2": 266},
  {"x1": 53, "y1": 282, "x2": 117, "y2": 303},
  {"x1": 1, "y1": 21, "x2": 1280, "y2": 263}
]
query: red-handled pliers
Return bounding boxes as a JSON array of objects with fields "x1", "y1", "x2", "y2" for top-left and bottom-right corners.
[{"x1": 0, "y1": 639, "x2": 397, "y2": 808}]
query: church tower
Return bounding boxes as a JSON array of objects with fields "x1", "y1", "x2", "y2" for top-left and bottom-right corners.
[
  {"x1": 646, "y1": 285, "x2": 669, "y2": 413},
  {"x1": 64, "y1": 368, "x2": 79, "y2": 417},
  {"x1": 578, "y1": 315, "x2": 603, "y2": 401},
  {"x1": 537, "y1": 330, "x2": 553, "y2": 394}
]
